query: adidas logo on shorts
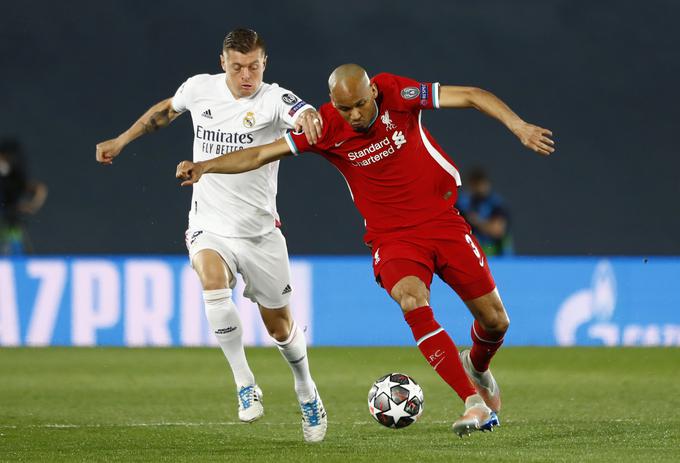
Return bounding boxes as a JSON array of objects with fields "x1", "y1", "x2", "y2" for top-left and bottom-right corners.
[
  {"x1": 189, "y1": 230, "x2": 203, "y2": 244},
  {"x1": 282, "y1": 284, "x2": 292, "y2": 295}
]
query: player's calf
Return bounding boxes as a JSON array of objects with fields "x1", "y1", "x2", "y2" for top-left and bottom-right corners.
[
  {"x1": 204, "y1": 288, "x2": 257, "y2": 388},
  {"x1": 404, "y1": 306, "x2": 478, "y2": 401},
  {"x1": 468, "y1": 319, "x2": 505, "y2": 377},
  {"x1": 272, "y1": 320, "x2": 317, "y2": 402}
]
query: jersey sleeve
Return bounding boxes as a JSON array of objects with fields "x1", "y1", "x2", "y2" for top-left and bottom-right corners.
[
  {"x1": 283, "y1": 105, "x2": 334, "y2": 156},
  {"x1": 272, "y1": 86, "x2": 315, "y2": 130},
  {"x1": 374, "y1": 73, "x2": 440, "y2": 112},
  {"x1": 171, "y1": 77, "x2": 193, "y2": 113},
  {"x1": 284, "y1": 130, "x2": 309, "y2": 156}
]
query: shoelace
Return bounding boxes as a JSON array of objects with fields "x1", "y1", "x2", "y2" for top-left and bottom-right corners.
[
  {"x1": 300, "y1": 400, "x2": 322, "y2": 426},
  {"x1": 238, "y1": 386, "x2": 257, "y2": 409}
]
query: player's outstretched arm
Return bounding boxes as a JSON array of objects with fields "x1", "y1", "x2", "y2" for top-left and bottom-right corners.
[
  {"x1": 95, "y1": 98, "x2": 181, "y2": 165},
  {"x1": 438, "y1": 86, "x2": 555, "y2": 156},
  {"x1": 176, "y1": 138, "x2": 293, "y2": 186}
]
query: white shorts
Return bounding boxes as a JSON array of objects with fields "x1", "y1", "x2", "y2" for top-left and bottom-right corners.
[{"x1": 185, "y1": 227, "x2": 292, "y2": 308}]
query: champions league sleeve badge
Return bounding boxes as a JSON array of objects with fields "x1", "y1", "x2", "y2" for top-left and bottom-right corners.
[
  {"x1": 243, "y1": 111, "x2": 256, "y2": 128},
  {"x1": 281, "y1": 93, "x2": 299, "y2": 105},
  {"x1": 400, "y1": 87, "x2": 420, "y2": 100}
]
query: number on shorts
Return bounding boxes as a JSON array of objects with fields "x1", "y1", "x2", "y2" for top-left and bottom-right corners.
[{"x1": 465, "y1": 234, "x2": 485, "y2": 267}]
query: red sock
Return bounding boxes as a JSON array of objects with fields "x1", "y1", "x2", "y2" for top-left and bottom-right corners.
[
  {"x1": 470, "y1": 320, "x2": 505, "y2": 372},
  {"x1": 404, "y1": 306, "x2": 476, "y2": 401}
]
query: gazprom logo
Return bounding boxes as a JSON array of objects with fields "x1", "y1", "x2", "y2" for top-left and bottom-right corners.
[{"x1": 0, "y1": 258, "x2": 313, "y2": 347}]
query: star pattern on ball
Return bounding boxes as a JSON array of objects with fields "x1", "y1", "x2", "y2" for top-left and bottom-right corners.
[
  {"x1": 373, "y1": 375, "x2": 401, "y2": 399},
  {"x1": 369, "y1": 372, "x2": 424, "y2": 429},
  {"x1": 379, "y1": 396, "x2": 412, "y2": 422}
]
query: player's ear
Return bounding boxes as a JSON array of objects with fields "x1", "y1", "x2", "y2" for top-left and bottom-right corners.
[
  {"x1": 371, "y1": 83, "x2": 378, "y2": 99},
  {"x1": 219, "y1": 52, "x2": 227, "y2": 72},
  {"x1": 262, "y1": 54, "x2": 268, "y2": 70}
]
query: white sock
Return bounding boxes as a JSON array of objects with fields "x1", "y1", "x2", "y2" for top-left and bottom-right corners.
[
  {"x1": 203, "y1": 289, "x2": 255, "y2": 389},
  {"x1": 274, "y1": 321, "x2": 316, "y2": 403}
]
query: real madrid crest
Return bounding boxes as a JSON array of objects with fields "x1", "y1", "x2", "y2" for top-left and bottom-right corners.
[{"x1": 243, "y1": 111, "x2": 256, "y2": 128}]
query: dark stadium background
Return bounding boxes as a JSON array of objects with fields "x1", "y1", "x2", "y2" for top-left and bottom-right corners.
[{"x1": 1, "y1": 0, "x2": 677, "y2": 256}]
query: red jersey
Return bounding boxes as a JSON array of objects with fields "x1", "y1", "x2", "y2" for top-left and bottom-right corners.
[{"x1": 285, "y1": 73, "x2": 463, "y2": 244}]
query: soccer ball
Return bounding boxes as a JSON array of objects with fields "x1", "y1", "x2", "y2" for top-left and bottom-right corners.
[{"x1": 367, "y1": 373, "x2": 424, "y2": 428}]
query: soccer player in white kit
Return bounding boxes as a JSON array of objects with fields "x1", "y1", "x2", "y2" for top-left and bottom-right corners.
[{"x1": 95, "y1": 29, "x2": 327, "y2": 443}]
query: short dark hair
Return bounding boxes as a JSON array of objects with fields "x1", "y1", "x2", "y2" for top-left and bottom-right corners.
[
  {"x1": 467, "y1": 167, "x2": 489, "y2": 184},
  {"x1": 223, "y1": 28, "x2": 266, "y2": 55}
]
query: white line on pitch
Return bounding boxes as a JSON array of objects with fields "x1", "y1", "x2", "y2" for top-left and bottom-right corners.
[{"x1": 0, "y1": 420, "x2": 455, "y2": 429}]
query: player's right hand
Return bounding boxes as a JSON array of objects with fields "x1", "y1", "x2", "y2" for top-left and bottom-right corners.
[
  {"x1": 176, "y1": 160, "x2": 204, "y2": 186},
  {"x1": 95, "y1": 138, "x2": 125, "y2": 165}
]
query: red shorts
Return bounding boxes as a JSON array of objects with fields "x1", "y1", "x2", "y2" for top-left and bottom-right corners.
[{"x1": 371, "y1": 214, "x2": 496, "y2": 301}]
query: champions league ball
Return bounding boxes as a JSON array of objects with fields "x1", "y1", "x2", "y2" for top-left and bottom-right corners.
[{"x1": 368, "y1": 373, "x2": 424, "y2": 428}]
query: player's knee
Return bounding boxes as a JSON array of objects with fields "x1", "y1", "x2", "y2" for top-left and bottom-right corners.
[
  {"x1": 261, "y1": 313, "x2": 292, "y2": 342},
  {"x1": 500, "y1": 313, "x2": 510, "y2": 333},
  {"x1": 396, "y1": 289, "x2": 429, "y2": 312},
  {"x1": 267, "y1": 323, "x2": 291, "y2": 343},
  {"x1": 391, "y1": 277, "x2": 429, "y2": 312},
  {"x1": 398, "y1": 294, "x2": 420, "y2": 312},
  {"x1": 270, "y1": 330, "x2": 290, "y2": 343},
  {"x1": 479, "y1": 309, "x2": 510, "y2": 335},
  {"x1": 491, "y1": 313, "x2": 510, "y2": 335},
  {"x1": 200, "y1": 276, "x2": 228, "y2": 291}
]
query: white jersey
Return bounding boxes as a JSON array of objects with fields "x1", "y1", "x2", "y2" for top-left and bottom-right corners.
[{"x1": 171, "y1": 73, "x2": 313, "y2": 237}]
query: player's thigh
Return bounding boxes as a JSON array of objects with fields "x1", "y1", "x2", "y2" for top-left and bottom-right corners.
[
  {"x1": 436, "y1": 231, "x2": 496, "y2": 302},
  {"x1": 238, "y1": 228, "x2": 293, "y2": 309},
  {"x1": 464, "y1": 288, "x2": 509, "y2": 333},
  {"x1": 373, "y1": 240, "x2": 434, "y2": 311},
  {"x1": 186, "y1": 229, "x2": 237, "y2": 290},
  {"x1": 192, "y1": 250, "x2": 233, "y2": 290}
]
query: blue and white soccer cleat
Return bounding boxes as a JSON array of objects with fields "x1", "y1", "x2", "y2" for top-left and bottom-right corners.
[
  {"x1": 480, "y1": 411, "x2": 500, "y2": 431},
  {"x1": 300, "y1": 390, "x2": 327, "y2": 443},
  {"x1": 452, "y1": 394, "x2": 500, "y2": 437},
  {"x1": 460, "y1": 349, "x2": 502, "y2": 413},
  {"x1": 237, "y1": 384, "x2": 264, "y2": 422}
]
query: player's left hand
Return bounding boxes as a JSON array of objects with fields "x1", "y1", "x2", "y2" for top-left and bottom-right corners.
[
  {"x1": 176, "y1": 160, "x2": 204, "y2": 187},
  {"x1": 515, "y1": 122, "x2": 555, "y2": 156},
  {"x1": 295, "y1": 109, "x2": 323, "y2": 145}
]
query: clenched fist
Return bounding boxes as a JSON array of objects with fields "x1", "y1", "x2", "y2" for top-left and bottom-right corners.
[
  {"x1": 176, "y1": 160, "x2": 205, "y2": 186},
  {"x1": 95, "y1": 137, "x2": 126, "y2": 165}
]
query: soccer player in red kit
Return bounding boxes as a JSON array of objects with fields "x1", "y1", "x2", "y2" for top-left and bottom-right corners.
[{"x1": 176, "y1": 64, "x2": 555, "y2": 436}]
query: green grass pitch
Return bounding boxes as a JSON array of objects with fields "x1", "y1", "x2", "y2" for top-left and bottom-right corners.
[{"x1": 1, "y1": 347, "x2": 679, "y2": 462}]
